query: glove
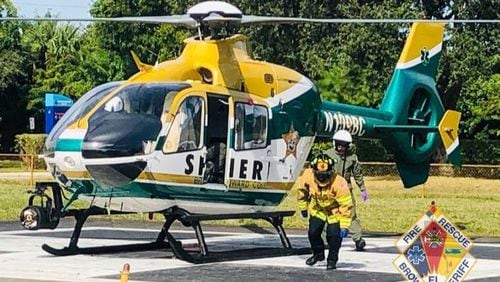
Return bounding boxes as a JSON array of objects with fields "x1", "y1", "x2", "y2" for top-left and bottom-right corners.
[
  {"x1": 361, "y1": 190, "x2": 368, "y2": 202},
  {"x1": 300, "y1": 210, "x2": 308, "y2": 218},
  {"x1": 340, "y1": 228, "x2": 349, "y2": 238}
]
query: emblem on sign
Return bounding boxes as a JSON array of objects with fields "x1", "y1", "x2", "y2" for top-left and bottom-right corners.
[{"x1": 393, "y1": 202, "x2": 476, "y2": 282}]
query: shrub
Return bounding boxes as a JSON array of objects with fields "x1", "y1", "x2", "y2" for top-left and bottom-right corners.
[{"x1": 14, "y1": 134, "x2": 47, "y2": 169}]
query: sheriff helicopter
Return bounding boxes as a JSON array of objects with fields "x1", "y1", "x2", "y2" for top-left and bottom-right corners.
[{"x1": 4, "y1": 1, "x2": 464, "y2": 263}]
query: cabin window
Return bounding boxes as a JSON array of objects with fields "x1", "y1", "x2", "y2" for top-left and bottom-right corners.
[
  {"x1": 234, "y1": 103, "x2": 268, "y2": 151},
  {"x1": 163, "y1": 96, "x2": 204, "y2": 153}
]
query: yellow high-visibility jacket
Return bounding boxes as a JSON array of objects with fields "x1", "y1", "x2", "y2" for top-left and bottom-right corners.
[{"x1": 297, "y1": 168, "x2": 353, "y2": 228}]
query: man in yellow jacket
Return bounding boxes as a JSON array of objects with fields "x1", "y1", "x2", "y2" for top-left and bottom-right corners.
[{"x1": 297, "y1": 153, "x2": 352, "y2": 270}]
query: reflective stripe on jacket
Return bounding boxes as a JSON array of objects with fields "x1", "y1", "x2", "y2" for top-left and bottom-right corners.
[{"x1": 297, "y1": 168, "x2": 352, "y2": 228}]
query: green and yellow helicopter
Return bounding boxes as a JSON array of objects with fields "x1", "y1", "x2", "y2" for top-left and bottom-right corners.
[{"x1": 4, "y1": 1, "x2": 462, "y2": 262}]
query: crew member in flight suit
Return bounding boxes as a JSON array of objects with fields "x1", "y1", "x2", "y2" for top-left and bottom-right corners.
[
  {"x1": 297, "y1": 153, "x2": 352, "y2": 270},
  {"x1": 326, "y1": 130, "x2": 368, "y2": 251}
]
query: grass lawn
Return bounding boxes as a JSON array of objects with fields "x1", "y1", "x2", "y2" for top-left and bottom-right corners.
[
  {"x1": 0, "y1": 159, "x2": 27, "y2": 172},
  {"x1": 0, "y1": 179, "x2": 31, "y2": 221},
  {"x1": 279, "y1": 176, "x2": 500, "y2": 238},
  {"x1": 1, "y1": 177, "x2": 498, "y2": 237},
  {"x1": 0, "y1": 159, "x2": 46, "y2": 172}
]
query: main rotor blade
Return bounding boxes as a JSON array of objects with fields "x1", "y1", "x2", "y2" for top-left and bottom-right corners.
[
  {"x1": 0, "y1": 15, "x2": 197, "y2": 28},
  {"x1": 241, "y1": 15, "x2": 500, "y2": 25},
  {"x1": 2, "y1": 15, "x2": 497, "y2": 26}
]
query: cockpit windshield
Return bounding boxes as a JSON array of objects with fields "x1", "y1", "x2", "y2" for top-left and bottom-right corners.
[
  {"x1": 44, "y1": 81, "x2": 123, "y2": 156},
  {"x1": 82, "y1": 83, "x2": 190, "y2": 158}
]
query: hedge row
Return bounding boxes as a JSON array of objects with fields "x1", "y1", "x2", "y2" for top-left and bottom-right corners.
[
  {"x1": 311, "y1": 139, "x2": 499, "y2": 165},
  {"x1": 14, "y1": 134, "x2": 47, "y2": 169}
]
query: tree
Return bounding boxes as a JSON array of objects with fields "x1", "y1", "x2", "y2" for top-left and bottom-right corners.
[
  {"x1": 89, "y1": 0, "x2": 192, "y2": 77},
  {"x1": 0, "y1": 0, "x2": 497, "y2": 163},
  {"x1": 0, "y1": 0, "x2": 30, "y2": 151},
  {"x1": 439, "y1": 0, "x2": 499, "y2": 141},
  {"x1": 26, "y1": 21, "x2": 126, "y2": 115},
  {"x1": 0, "y1": 0, "x2": 24, "y2": 91},
  {"x1": 26, "y1": 21, "x2": 83, "y2": 113},
  {"x1": 317, "y1": 0, "x2": 417, "y2": 107}
]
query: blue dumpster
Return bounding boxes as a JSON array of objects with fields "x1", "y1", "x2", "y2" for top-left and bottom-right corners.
[{"x1": 45, "y1": 93, "x2": 73, "y2": 134}]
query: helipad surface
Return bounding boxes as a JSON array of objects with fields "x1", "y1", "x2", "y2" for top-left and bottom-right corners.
[{"x1": 0, "y1": 220, "x2": 498, "y2": 281}]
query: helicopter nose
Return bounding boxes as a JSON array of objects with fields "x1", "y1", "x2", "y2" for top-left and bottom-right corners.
[
  {"x1": 81, "y1": 110, "x2": 161, "y2": 188},
  {"x1": 85, "y1": 160, "x2": 146, "y2": 188}
]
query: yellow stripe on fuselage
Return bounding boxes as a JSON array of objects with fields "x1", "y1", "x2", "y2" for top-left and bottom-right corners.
[
  {"x1": 64, "y1": 170, "x2": 92, "y2": 179},
  {"x1": 139, "y1": 171, "x2": 294, "y2": 190},
  {"x1": 63, "y1": 170, "x2": 294, "y2": 190}
]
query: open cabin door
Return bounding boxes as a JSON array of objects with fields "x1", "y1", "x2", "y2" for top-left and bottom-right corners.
[
  {"x1": 225, "y1": 97, "x2": 270, "y2": 189},
  {"x1": 155, "y1": 92, "x2": 207, "y2": 185},
  {"x1": 203, "y1": 94, "x2": 229, "y2": 185}
]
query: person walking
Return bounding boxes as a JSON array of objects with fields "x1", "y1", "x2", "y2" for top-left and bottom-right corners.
[
  {"x1": 297, "y1": 153, "x2": 352, "y2": 270},
  {"x1": 326, "y1": 130, "x2": 368, "y2": 251}
]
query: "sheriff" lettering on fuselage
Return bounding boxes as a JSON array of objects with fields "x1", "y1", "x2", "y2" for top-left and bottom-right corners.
[
  {"x1": 323, "y1": 111, "x2": 366, "y2": 136},
  {"x1": 184, "y1": 154, "x2": 264, "y2": 181}
]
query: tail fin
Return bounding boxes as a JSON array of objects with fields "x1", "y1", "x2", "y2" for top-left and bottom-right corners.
[
  {"x1": 438, "y1": 110, "x2": 462, "y2": 166},
  {"x1": 373, "y1": 110, "x2": 462, "y2": 187},
  {"x1": 379, "y1": 23, "x2": 450, "y2": 188},
  {"x1": 316, "y1": 23, "x2": 459, "y2": 188},
  {"x1": 395, "y1": 23, "x2": 445, "y2": 77},
  {"x1": 380, "y1": 23, "x2": 445, "y2": 122}
]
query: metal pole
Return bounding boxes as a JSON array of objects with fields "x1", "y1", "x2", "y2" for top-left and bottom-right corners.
[{"x1": 30, "y1": 154, "x2": 34, "y2": 187}]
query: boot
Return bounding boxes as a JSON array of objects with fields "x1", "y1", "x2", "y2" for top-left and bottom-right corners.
[
  {"x1": 355, "y1": 238, "x2": 366, "y2": 251},
  {"x1": 305, "y1": 254, "x2": 325, "y2": 266},
  {"x1": 326, "y1": 260, "x2": 337, "y2": 270}
]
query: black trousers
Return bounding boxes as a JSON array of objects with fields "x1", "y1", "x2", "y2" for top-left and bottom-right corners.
[{"x1": 308, "y1": 216, "x2": 343, "y2": 263}]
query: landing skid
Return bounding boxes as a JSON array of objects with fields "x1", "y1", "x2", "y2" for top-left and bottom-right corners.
[
  {"x1": 42, "y1": 242, "x2": 170, "y2": 256},
  {"x1": 35, "y1": 182, "x2": 309, "y2": 263},
  {"x1": 41, "y1": 206, "x2": 173, "y2": 256},
  {"x1": 163, "y1": 208, "x2": 311, "y2": 263}
]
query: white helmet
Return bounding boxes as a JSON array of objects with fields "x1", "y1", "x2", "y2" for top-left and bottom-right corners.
[{"x1": 332, "y1": 130, "x2": 352, "y2": 144}]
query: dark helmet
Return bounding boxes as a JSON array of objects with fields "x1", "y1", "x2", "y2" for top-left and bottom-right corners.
[{"x1": 310, "y1": 153, "x2": 335, "y2": 186}]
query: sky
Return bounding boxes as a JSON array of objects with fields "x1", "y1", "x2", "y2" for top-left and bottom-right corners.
[{"x1": 11, "y1": 0, "x2": 93, "y2": 18}]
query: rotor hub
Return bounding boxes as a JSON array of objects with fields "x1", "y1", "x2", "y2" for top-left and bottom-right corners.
[{"x1": 188, "y1": 1, "x2": 242, "y2": 26}]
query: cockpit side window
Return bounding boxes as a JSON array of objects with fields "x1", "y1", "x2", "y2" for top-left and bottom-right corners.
[
  {"x1": 163, "y1": 96, "x2": 204, "y2": 153},
  {"x1": 45, "y1": 81, "x2": 122, "y2": 154},
  {"x1": 234, "y1": 103, "x2": 268, "y2": 151}
]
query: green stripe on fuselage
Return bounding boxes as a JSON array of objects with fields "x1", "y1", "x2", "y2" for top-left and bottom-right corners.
[
  {"x1": 269, "y1": 87, "x2": 321, "y2": 140},
  {"x1": 56, "y1": 139, "x2": 82, "y2": 151},
  {"x1": 70, "y1": 179, "x2": 286, "y2": 207}
]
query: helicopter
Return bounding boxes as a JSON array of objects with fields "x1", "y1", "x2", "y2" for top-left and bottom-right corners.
[{"x1": 4, "y1": 1, "x2": 463, "y2": 263}]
